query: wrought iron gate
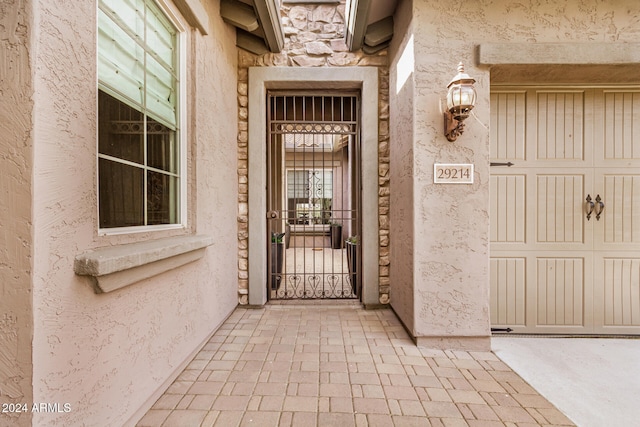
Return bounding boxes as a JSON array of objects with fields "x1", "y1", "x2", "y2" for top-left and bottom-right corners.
[{"x1": 267, "y1": 92, "x2": 361, "y2": 300}]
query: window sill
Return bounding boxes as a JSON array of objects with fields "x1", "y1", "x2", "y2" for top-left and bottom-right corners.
[{"x1": 74, "y1": 235, "x2": 214, "y2": 294}]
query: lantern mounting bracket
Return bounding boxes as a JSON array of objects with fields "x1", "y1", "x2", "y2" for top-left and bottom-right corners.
[{"x1": 444, "y1": 111, "x2": 465, "y2": 142}]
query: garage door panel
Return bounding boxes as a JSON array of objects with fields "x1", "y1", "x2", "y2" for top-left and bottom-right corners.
[
  {"x1": 593, "y1": 255, "x2": 640, "y2": 334},
  {"x1": 536, "y1": 91, "x2": 585, "y2": 161},
  {"x1": 536, "y1": 257, "x2": 585, "y2": 327},
  {"x1": 601, "y1": 174, "x2": 640, "y2": 247},
  {"x1": 536, "y1": 175, "x2": 585, "y2": 244},
  {"x1": 602, "y1": 257, "x2": 640, "y2": 327},
  {"x1": 490, "y1": 257, "x2": 526, "y2": 326},
  {"x1": 490, "y1": 91, "x2": 526, "y2": 161},
  {"x1": 602, "y1": 91, "x2": 640, "y2": 161},
  {"x1": 490, "y1": 174, "x2": 526, "y2": 243}
]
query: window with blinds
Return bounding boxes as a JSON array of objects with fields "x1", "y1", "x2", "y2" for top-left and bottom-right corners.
[{"x1": 97, "y1": 0, "x2": 181, "y2": 229}]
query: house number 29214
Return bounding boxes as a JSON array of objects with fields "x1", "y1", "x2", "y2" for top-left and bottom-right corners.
[{"x1": 433, "y1": 164, "x2": 474, "y2": 184}]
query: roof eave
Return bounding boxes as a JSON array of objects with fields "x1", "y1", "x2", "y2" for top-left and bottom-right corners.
[
  {"x1": 253, "y1": 0, "x2": 285, "y2": 52},
  {"x1": 345, "y1": 0, "x2": 372, "y2": 51}
]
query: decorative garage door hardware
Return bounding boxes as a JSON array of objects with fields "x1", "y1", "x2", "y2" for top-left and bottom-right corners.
[{"x1": 585, "y1": 194, "x2": 605, "y2": 221}]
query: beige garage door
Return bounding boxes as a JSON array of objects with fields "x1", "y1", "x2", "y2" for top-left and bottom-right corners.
[{"x1": 490, "y1": 87, "x2": 640, "y2": 334}]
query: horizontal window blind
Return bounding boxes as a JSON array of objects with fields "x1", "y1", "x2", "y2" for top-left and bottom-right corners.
[{"x1": 98, "y1": 0, "x2": 177, "y2": 129}]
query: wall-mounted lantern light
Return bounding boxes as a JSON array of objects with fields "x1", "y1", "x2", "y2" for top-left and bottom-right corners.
[{"x1": 444, "y1": 62, "x2": 477, "y2": 142}]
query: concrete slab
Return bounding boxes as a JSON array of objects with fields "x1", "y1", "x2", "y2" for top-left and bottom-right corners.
[{"x1": 492, "y1": 337, "x2": 640, "y2": 427}]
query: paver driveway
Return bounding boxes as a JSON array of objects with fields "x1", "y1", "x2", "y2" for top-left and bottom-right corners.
[{"x1": 138, "y1": 304, "x2": 574, "y2": 426}]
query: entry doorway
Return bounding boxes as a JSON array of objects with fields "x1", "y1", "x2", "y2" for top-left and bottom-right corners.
[
  {"x1": 247, "y1": 67, "x2": 379, "y2": 307},
  {"x1": 267, "y1": 92, "x2": 361, "y2": 300}
]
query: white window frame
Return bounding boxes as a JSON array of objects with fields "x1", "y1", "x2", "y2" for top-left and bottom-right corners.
[{"x1": 97, "y1": 0, "x2": 188, "y2": 235}]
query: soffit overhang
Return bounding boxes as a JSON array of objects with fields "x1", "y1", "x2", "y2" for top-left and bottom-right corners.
[
  {"x1": 221, "y1": 0, "x2": 285, "y2": 54},
  {"x1": 222, "y1": 0, "x2": 397, "y2": 54},
  {"x1": 345, "y1": 0, "x2": 397, "y2": 53}
]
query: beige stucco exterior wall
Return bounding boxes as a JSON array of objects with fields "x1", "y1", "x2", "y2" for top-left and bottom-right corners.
[
  {"x1": 0, "y1": 1, "x2": 34, "y2": 425},
  {"x1": 389, "y1": 0, "x2": 640, "y2": 349},
  {"x1": 388, "y1": 0, "x2": 415, "y2": 336},
  {"x1": 9, "y1": 0, "x2": 240, "y2": 425}
]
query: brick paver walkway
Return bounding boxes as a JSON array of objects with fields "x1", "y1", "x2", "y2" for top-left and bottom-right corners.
[{"x1": 137, "y1": 304, "x2": 575, "y2": 426}]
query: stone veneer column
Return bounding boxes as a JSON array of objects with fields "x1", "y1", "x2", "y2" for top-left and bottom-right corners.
[
  {"x1": 236, "y1": 2, "x2": 390, "y2": 305},
  {"x1": 237, "y1": 72, "x2": 250, "y2": 304}
]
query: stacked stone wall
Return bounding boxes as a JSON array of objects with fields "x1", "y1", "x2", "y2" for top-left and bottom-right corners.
[{"x1": 237, "y1": 1, "x2": 390, "y2": 305}]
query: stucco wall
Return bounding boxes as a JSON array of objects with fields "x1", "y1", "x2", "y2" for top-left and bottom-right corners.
[
  {"x1": 388, "y1": 0, "x2": 640, "y2": 348},
  {"x1": 388, "y1": 0, "x2": 415, "y2": 335},
  {"x1": 28, "y1": 0, "x2": 238, "y2": 425},
  {"x1": 0, "y1": 1, "x2": 34, "y2": 425},
  {"x1": 410, "y1": 1, "x2": 491, "y2": 346}
]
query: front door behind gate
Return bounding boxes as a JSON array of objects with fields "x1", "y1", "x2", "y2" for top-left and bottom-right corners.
[{"x1": 267, "y1": 92, "x2": 361, "y2": 300}]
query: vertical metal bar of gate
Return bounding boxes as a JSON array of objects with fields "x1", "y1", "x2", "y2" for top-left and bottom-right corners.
[{"x1": 267, "y1": 92, "x2": 361, "y2": 300}]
